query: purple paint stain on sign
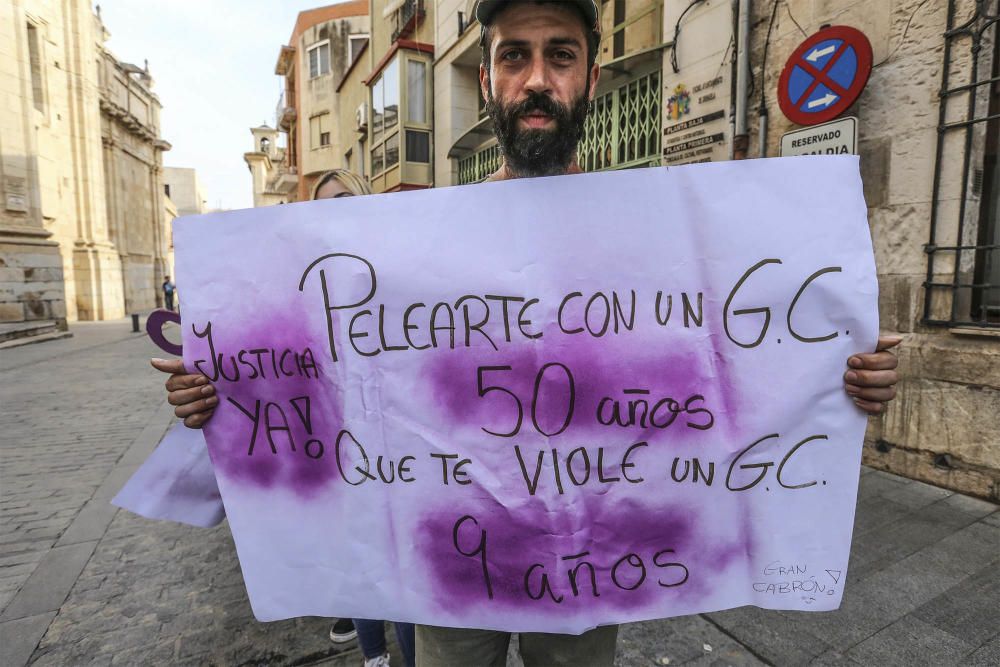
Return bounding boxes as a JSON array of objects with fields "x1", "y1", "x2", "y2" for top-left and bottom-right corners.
[
  {"x1": 416, "y1": 492, "x2": 750, "y2": 613},
  {"x1": 189, "y1": 312, "x2": 347, "y2": 498},
  {"x1": 424, "y1": 330, "x2": 741, "y2": 444}
]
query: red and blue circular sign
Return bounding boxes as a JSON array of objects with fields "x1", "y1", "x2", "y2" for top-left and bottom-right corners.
[{"x1": 778, "y1": 26, "x2": 873, "y2": 126}]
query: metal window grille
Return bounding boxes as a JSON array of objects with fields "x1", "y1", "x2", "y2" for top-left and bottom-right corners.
[
  {"x1": 457, "y1": 69, "x2": 661, "y2": 184},
  {"x1": 924, "y1": 0, "x2": 1000, "y2": 327},
  {"x1": 579, "y1": 69, "x2": 662, "y2": 172}
]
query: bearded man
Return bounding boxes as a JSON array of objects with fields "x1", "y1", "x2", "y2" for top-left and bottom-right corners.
[{"x1": 154, "y1": 1, "x2": 902, "y2": 664}]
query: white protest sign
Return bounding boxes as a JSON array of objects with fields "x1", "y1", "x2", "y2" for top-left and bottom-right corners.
[{"x1": 175, "y1": 157, "x2": 877, "y2": 633}]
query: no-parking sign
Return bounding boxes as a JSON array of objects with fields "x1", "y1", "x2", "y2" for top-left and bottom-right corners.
[{"x1": 778, "y1": 26, "x2": 873, "y2": 126}]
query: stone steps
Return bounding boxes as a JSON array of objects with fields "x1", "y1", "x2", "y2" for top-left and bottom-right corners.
[{"x1": 0, "y1": 320, "x2": 73, "y2": 349}]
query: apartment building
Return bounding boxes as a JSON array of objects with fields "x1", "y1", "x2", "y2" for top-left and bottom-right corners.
[{"x1": 252, "y1": 1, "x2": 371, "y2": 203}]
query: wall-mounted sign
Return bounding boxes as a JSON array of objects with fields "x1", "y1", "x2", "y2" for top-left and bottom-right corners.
[
  {"x1": 659, "y1": 0, "x2": 733, "y2": 166},
  {"x1": 662, "y1": 76, "x2": 729, "y2": 166},
  {"x1": 780, "y1": 117, "x2": 858, "y2": 157},
  {"x1": 778, "y1": 26, "x2": 872, "y2": 126}
]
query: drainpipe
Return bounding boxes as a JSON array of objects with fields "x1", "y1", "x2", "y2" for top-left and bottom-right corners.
[
  {"x1": 728, "y1": 0, "x2": 738, "y2": 160},
  {"x1": 733, "y1": 0, "x2": 751, "y2": 159},
  {"x1": 759, "y1": 104, "x2": 768, "y2": 157}
]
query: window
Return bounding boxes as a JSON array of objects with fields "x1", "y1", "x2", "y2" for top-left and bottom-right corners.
[
  {"x1": 349, "y1": 34, "x2": 368, "y2": 65},
  {"x1": 372, "y1": 77, "x2": 384, "y2": 143},
  {"x1": 370, "y1": 57, "x2": 399, "y2": 175},
  {"x1": 386, "y1": 133, "x2": 400, "y2": 170},
  {"x1": 924, "y1": 1, "x2": 1000, "y2": 327},
  {"x1": 407, "y1": 60, "x2": 426, "y2": 123},
  {"x1": 308, "y1": 41, "x2": 330, "y2": 78},
  {"x1": 972, "y1": 38, "x2": 999, "y2": 323},
  {"x1": 383, "y1": 59, "x2": 400, "y2": 133},
  {"x1": 613, "y1": 0, "x2": 626, "y2": 59},
  {"x1": 310, "y1": 113, "x2": 330, "y2": 149},
  {"x1": 370, "y1": 53, "x2": 431, "y2": 179},
  {"x1": 260, "y1": 137, "x2": 270, "y2": 152},
  {"x1": 26, "y1": 23, "x2": 44, "y2": 112},
  {"x1": 406, "y1": 130, "x2": 430, "y2": 163},
  {"x1": 164, "y1": 184, "x2": 171, "y2": 197}
]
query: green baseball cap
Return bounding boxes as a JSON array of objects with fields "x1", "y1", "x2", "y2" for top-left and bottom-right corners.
[{"x1": 476, "y1": 0, "x2": 601, "y2": 43}]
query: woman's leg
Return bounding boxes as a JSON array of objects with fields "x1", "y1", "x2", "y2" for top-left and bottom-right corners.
[{"x1": 353, "y1": 619, "x2": 387, "y2": 659}]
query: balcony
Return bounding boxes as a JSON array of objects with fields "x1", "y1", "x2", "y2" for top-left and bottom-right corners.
[
  {"x1": 447, "y1": 114, "x2": 494, "y2": 160},
  {"x1": 391, "y1": 0, "x2": 425, "y2": 43},
  {"x1": 457, "y1": 142, "x2": 501, "y2": 185},
  {"x1": 599, "y1": 2, "x2": 664, "y2": 70},
  {"x1": 579, "y1": 69, "x2": 662, "y2": 172},
  {"x1": 278, "y1": 106, "x2": 296, "y2": 131},
  {"x1": 274, "y1": 167, "x2": 298, "y2": 194}
]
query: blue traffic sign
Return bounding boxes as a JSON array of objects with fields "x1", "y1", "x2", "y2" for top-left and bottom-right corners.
[{"x1": 778, "y1": 26, "x2": 873, "y2": 126}]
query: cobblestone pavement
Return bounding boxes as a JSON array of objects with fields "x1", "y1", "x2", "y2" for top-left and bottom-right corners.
[{"x1": 1, "y1": 320, "x2": 998, "y2": 666}]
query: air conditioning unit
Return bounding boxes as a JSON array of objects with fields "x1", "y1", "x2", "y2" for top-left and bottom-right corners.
[{"x1": 356, "y1": 102, "x2": 368, "y2": 131}]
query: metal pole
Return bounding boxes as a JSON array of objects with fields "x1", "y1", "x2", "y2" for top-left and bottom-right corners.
[{"x1": 733, "y1": 0, "x2": 751, "y2": 159}]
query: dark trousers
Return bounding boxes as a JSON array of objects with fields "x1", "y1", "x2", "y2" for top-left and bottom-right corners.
[
  {"x1": 354, "y1": 619, "x2": 416, "y2": 667},
  {"x1": 415, "y1": 624, "x2": 619, "y2": 667}
]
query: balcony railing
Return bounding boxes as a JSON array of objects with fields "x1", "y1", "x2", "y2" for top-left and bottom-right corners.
[{"x1": 457, "y1": 143, "x2": 501, "y2": 185}]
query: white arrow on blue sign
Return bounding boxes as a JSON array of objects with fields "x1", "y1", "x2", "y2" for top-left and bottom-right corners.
[{"x1": 786, "y1": 37, "x2": 860, "y2": 114}]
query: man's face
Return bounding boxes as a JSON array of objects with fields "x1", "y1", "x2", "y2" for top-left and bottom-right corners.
[{"x1": 480, "y1": 3, "x2": 600, "y2": 177}]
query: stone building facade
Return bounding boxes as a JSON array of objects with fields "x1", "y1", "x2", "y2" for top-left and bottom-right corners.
[
  {"x1": 735, "y1": 0, "x2": 998, "y2": 501},
  {"x1": 163, "y1": 167, "x2": 206, "y2": 218},
  {"x1": 98, "y1": 42, "x2": 172, "y2": 317},
  {"x1": 246, "y1": 0, "x2": 998, "y2": 498},
  {"x1": 1, "y1": 1, "x2": 172, "y2": 324}
]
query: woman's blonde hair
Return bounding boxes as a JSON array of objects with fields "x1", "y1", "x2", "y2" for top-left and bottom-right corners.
[{"x1": 309, "y1": 169, "x2": 373, "y2": 200}]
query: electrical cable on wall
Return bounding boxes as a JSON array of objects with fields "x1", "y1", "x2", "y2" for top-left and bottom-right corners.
[
  {"x1": 715, "y1": 35, "x2": 734, "y2": 80},
  {"x1": 874, "y1": 0, "x2": 933, "y2": 68},
  {"x1": 781, "y1": 0, "x2": 808, "y2": 38},
  {"x1": 760, "y1": 0, "x2": 781, "y2": 110},
  {"x1": 670, "y1": 0, "x2": 708, "y2": 73}
]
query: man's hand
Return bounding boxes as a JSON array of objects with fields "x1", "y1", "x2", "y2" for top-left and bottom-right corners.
[
  {"x1": 151, "y1": 358, "x2": 217, "y2": 428},
  {"x1": 844, "y1": 336, "x2": 902, "y2": 415}
]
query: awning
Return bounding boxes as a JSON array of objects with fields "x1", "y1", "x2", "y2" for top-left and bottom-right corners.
[{"x1": 447, "y1": 114, "x2": 495, "y2": 158}]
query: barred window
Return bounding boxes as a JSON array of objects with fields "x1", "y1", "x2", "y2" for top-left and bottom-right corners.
[{"x1": 924, "y1": 0, "x2": 999, "y2": 327}]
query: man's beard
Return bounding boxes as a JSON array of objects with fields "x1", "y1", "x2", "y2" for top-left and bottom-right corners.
[{"x1": 486, "y1": 86, "x2": 590, "y2": 178}]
